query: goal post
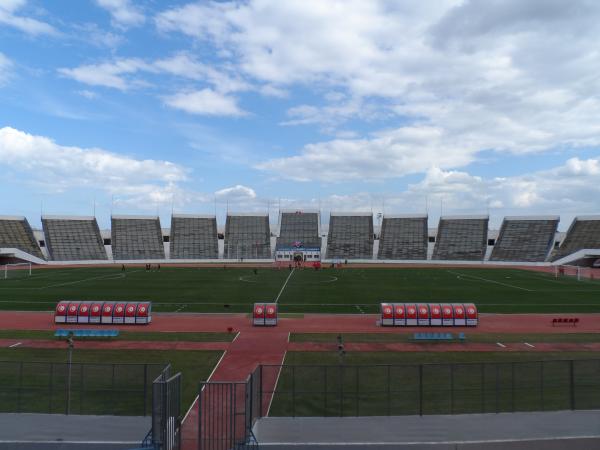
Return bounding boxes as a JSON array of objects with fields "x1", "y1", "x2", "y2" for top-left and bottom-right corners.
[
  {"x1": 554, "y1": 264, "x2": 596, "y2": 281},
  {"x1": 3, "y1": 262, "x2": 32, "y2": 280}
]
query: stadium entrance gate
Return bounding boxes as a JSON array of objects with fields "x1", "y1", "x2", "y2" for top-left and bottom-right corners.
[
  {"x1": 152, "y1": 365, "x2": 182, "y2": 450},
  {"x1": 198, "y1": 369, "x2": 260, "y2": 450}
]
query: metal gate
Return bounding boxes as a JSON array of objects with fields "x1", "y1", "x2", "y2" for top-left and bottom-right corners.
[
  {"x1": 153, "y1": 367, "x2": 182, "y2": 450},
  {"x1": 198, "y1": 370, "x2": 260, "y2": 450}
]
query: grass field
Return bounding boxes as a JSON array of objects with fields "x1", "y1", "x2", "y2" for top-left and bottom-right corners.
[
  {"x1": 268, "y1": 351, "x2": 600, "y2": 417},
  {"x1": 1, "y1": 266, "x2": 600, "y2": 313},
  {"x1": 0, "y1": 347, "x2": 222, "y2": 415},
  {"x1": 0, "y1": 329, "x2": 234, "y2": 342}
]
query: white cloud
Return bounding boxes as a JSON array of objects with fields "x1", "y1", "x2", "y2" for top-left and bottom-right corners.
[
  {"x1": 0, "y1": 0, "x2": 57, "y2": 35},
  {"x1": 76, "y1": 90, "x2": 99, "y2": 100},
  {"x1": 215, "y1": 184, "x2": 257, "y2": 201},
  {"x1": 164, "y1": 89, "x2": 246, "y2": 116},
  {"x1": 58, "y1": 58, "x2": 149, "y2": 90},
  {"x1": 0, "y1": 127, "x2": 189, "y2": 207},
  {"x1": 156, "y1": 0, "x2": 600, "y2": 181},
  {"x1": 0, "y1": 52, "x2": 12, "y2": 85},
  {"x1": 95, "y1": 0, "x2": 145, "y2": 28}
]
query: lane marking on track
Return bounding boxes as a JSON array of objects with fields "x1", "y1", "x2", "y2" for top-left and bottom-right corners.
[
  {"x1": 355, "y1": 305, "x2": 365, "y2": 314},
  {"x1": 446, "y1": 270, "x2": 533, "y2": 292},
  {"x1": 231, "y1": 331, "x2": 241, "y2": 343},
  {"x1": 496, "y1": 342, "x2": 506, "y2": 348},
  {"x1": 524, "y1": 342, "x2": 535, "y2": 348},
  {"x1": 274, "y1": 268, "x2": 295, "y2": 304},
  {"x1": 8, "y1": 342, "x2": 21, "y2": 348}
]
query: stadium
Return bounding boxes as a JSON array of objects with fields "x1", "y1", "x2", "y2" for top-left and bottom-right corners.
[
  {"x1": 2, "y1": 211, "x2": 600, "y2": 450},
  {"x1": 4, "y1": 1, "x2": 600, "y2": 450}
]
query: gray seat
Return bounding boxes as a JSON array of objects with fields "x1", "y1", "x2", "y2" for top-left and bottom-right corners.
[
  {"x1": 326, "y1": 213, "x2": 373, "y2": 260},
  {"x1": 224, "y1": 214, "x2": 271, "y2": 259},
  {"x1": 0, "y1": 216, "x2": 44, "y2": 259},
  {"x1": 42, "y1": 216, "x2": 107, "y2": 261},
  {"x1": 276, "y1": 211, "x2": 321, "y2": 251},
  {"x1": 433, "y1": 216, "x2": 488, "y2": 261},
  {"x1": 170, "y1": 215, "x2": 218, "y2": 259},
  {"x1": 111, "y1": 216, "x2": 165, "y2": 260},
  {"x1": 490, "y1": 216, "x2": 558, "y2": 262},
  {"x1": 552, "y1": 216, "x2": 600, "y2": 261},
  {"x1": 378, "y1": 215, "x2": 427, "y2": 260}
]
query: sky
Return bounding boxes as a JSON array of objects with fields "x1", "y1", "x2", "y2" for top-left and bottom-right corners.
[{"x1": 1, "y1": 0, "x2": 600, "y2": 230}]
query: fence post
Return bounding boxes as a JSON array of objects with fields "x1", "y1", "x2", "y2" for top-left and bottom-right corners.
[
  {"x1": 419, "y1": 365, "x2": 423, "y2": 416},
  {"x1": 324, "y1": 366, "x2": 327, "y2": 416},
  {"x1": 480, "y1": 363, "x2": 485, "y2": 413},
  {"x1": 259, "y1": 365, "x2": 263, "y2": 417},
  {"x1": 570, "y1": 360, "x2": 575, "y2": 410},
  {"x1": 450, "y1": 364, "x2": 454, "y2": 414},
  {"x1": 143, "y1": 364, "x2": 148, "y2": 416},
  {"x1": 511, "y1": 362, "x2": 515, "y2": 412},
  {"x1": 355, "y1": 366, "x2": 359, "y2": 416},
  {"x1": 17, "y1": 361, "x2": 23, "y2": 413},
  {"x1": 540, "y1": 361, "x2": 544, "y2": 411},
  {"x1": 292, "y1": 365, "x2": 296, "y2": 418},
  {"x1": 495, "y1": 364, "x2": 499, "y2": 413},
  {"x1": 49, "y1": 362, "x2": 54, "y2": 413},
  {"x1": 80, "y1": 364, "x2": 84, "y2": 414},
  {"x1": 387, "y1": 365, "x2": 391, "y2": 416}
]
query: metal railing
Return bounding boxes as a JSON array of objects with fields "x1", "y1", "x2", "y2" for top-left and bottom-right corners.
[
  {"x1": 0, "y1": 360, "x2": 164, "y2": 415},
  {"x1": 152, "y1": 365, "x2": 182, "y2": 450},
  {"x1": 261, "y1": 359, "x2": 600, "y2": 417}
]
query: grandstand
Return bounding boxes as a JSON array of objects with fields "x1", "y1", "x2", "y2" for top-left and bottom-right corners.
[
  {"x1": 432, "y1": 215, "x2": 488, "y2": 261},
  {"x1": 224, "y1": 213, "x2": 271, "y2": 259},
  {"x1": 275, "y1": 211, "x2": 321, "y2": 261},
  {"x1": 377, "y1": 214, "x2": 428, "y2": 260},
  {"x1": 490, "y1": 216, "x2": 559, "y2": 262},
  {"x1": 0, "y1": 216, "x2": 44, "y2": 260},
  {"x1": 111, "y1": 215, "x2": 165, "y2": 260},
  {"x1": 326, "y1": 213, "x2": 374, "y2": 260},
  {"x1": 552, "y1": 216, "x2": 600, "y2": 262},
  {"x1": 170, "y1": 214, "x2": 218, "y2": 259},
  {"x1": 42, "y1": 216, "x2": 107, "y2": 261}
]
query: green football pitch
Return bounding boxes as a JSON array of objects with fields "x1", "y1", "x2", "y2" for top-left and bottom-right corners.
[{"x1": 1, "y1": 266, "x2": 600, "y2": 313}]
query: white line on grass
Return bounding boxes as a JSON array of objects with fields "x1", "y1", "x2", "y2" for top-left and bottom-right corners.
[
  {"x1": 274, "y1": 268, "x2": 295, "y2": 303},
  {"x1": 8, "y1": 342, "x2": 21, "y2": 348},
  {"x1": 447, "y1": 270, "x2": 533, "y2": 292},
  {"x1": 524, "y1": 342, "x2": 535, "y2": 348},
  {"x1": 182, "y1": 349, "x2": 228, "y2": 424},
  {"x1": 266, "y1": 350, "x2": 287, "y2": 417},
  {"x1": 496, "y1": 342, "x2": 506, "y2": 348},
  {"x1": 355, "y1": 305, "x2": 365, "y2": 314}
]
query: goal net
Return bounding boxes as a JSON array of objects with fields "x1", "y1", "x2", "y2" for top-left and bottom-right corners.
[
  {"x1": 3, "y1": 263, "x2": 32, "y2": 280},
  {"x1": 554, "y1": 265, "x2": 599, "y2": 281}
]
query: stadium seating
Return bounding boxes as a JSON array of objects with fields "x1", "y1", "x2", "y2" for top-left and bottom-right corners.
[
  {"x1": 326, "y1": 213, "x2": 374, "y2": 259},
  {"x1": 42, "y1": 216, "x2": 107, "y2": 261},
  {"x1": 276, "y1": 211, "x2": 321, "y2": 251},
  {"x1": 224, "y1": 214, "x2": 271, "y2": 259},
  {"x1": 0, "y1": 216, "x2": 44, "y2": 259},
  {"x1": 490, "y1": 216, "x2": 558, "y2": 262},
  {"x1": 433, "y1": 215, "x2": 488, "y2": 261},
  {"x1": 377, "y1": 215, "x2": 428, "y2": 260},
  {"x1": 170, "y1": 214, "x2": 218, "y2": 259},
  {"x1": 111, "y1": 215, "x2": 165, "y2": 260},
  {"x1": 552, "y1": 216, "x2": 600, "y2": 261}
]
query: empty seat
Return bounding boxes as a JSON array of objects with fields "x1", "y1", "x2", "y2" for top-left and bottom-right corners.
[
  {"x1": 111, "y1": 215, "x2": 165, "y2": 260},
  {"x1": 552, "y1": 216, "x2": 600, "y2": 261},
  {"x1": 0, "y1": 216, "x2": 44, "y2": 259},
  {"x1": 433, "y1": 215, "x2": 488, "y2": 261},
  {"x1": 378, "y1": 215, "x2": 427, "y2": 260},
  {"x1": 490, "y1": 216, "x2": 559, "y2": 262},
  {"x1": 326, "y1": 213, "x2": 374, "y2": 260},
  {"x1": 170, "y1": 215, "x2": 218, "y2": 259},
  {"x1": 276, "y1": 211, "x2": 321, "y2": 251},
  {"x1": 42, "y1": 216, "x2": 107, "y2": 261},
  {"x1": 224, "y1": 214, "x2": 271, "y2": 259}
]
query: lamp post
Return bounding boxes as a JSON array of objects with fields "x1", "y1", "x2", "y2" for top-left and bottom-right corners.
[{"x1": 66, "y1": 333, "x2": 74, "y2": 415}]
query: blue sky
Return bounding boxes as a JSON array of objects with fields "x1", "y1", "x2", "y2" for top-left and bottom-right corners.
[{"x1": 1, "y1": 0, "x2": 600, "y2": 230}]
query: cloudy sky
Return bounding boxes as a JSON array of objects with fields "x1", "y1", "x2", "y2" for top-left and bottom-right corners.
[{"x1": 1, "y1": 0, "x2": 599, "y2": 229}]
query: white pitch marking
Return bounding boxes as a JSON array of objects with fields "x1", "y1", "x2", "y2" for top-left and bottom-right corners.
[
  {"x1": 239, "y1": 275, "x2": 259, "y2": 283},
  {"x1": 447, "y1": 270, "x2": 533, "y2": 292},
  {"x1": 496, "y1": 342, "x2": 506, "y2": 348},
  {"x1": 524, "y1": 342, "x2": 535, "y2": 348},
  {"x1": 274, "y1": 268, "x2": 295, "y2": 303},
  {"x1": 8, "y1": 342, "x2": 22, "y2": 348}
]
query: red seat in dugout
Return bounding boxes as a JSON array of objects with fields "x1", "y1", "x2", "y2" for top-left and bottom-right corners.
[
  {"x1": 55, "y1": 301, "x2": 152, "y2": 325},
  {"x1": 380, "y1": 302, "x2": 478, "y2": 327}
]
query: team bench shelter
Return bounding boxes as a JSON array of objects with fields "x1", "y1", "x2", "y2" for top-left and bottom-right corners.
[
  {"x1": 381, "y1": 303, "x2": 478, "y2": 327},
  {"x1": 55, "y1": 301, "x2": 152, "y2": 325}
]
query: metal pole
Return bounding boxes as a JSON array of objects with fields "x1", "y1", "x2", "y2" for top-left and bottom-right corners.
[
  {"x1": 570, "y1": 360, "x2": 575, "y2": 410},
  {"x1": 450, "y1": 364, "x2": 454, "y2": 414},
  {"x1": 481, "y1": 363, "x2": 485, "y2": 413},
  {"x1": 66, "y1": 335, "x2": 74, "y2": 415},
  {"x1": 419, "y1": 365, "x2": 423, "y2": 416}
]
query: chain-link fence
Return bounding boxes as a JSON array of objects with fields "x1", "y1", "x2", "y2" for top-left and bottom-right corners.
[
  {"x1": 0, "y1": 360, "x2": 165, "y2": 416},
  {"x1": 263, "y1": 359, "x2": 600, "y2": 417}
]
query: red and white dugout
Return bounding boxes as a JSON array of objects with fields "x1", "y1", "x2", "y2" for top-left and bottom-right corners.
[
  {"x1": 253, "y1": 302, "x2": 278, "y2": 326},
  {"x1": 380, "y1": 302, "x2": 478, "y2": 327},
  {"x1": 55, "y1": 301, "x2": 152, "y2": 325}
]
